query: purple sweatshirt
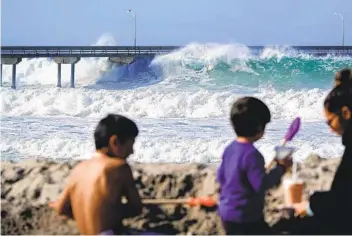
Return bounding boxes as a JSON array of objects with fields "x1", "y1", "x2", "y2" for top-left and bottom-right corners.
[{"x1": 217, "y1": 140, "x2": 285, "y2": 223}]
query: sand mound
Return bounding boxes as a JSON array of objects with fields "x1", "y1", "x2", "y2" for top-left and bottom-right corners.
[{"x1": 1, "y1": 155, "x2": 340, "y2": 234}]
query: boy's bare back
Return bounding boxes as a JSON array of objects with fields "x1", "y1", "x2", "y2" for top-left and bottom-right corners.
[{"x1": 55, "y1": 152, "x2": 142, "y2": 235}]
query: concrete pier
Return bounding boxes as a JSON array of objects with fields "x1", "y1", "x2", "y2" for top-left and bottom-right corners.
[
  {"x1": 0, "y1": 58, "x2": 22, "y2": 89},
  {"x1": 70, "y1": 64, "x2": 75, "y2": 88},
  {"x1": 53, "y1": 57, "x2": 80, "y2": 88},
  {"x1": 57, "y1": 63, "x2": 62, "y2": 88},
  {"x1": 0, "y1": 64, "x2": 2, "y2": 87},
  {"x1": 12, "y1": 65, "x2": 16, "y2": 89},
  {"x1": 109, "y1": 56, "x2": 135, "y2": 65}
]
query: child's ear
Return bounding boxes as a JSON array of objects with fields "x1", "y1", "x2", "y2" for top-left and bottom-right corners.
[{"x1": 109, "y1": 135, "x2": 119, "y2": 149}]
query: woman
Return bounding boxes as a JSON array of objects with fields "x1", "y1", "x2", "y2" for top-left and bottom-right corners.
[
  {"x1": 333, "y1": 68, "x2": 351, "y2": 87},
  {"x1": 290, "y1": 70, "x2": 352, "y2": 234}
]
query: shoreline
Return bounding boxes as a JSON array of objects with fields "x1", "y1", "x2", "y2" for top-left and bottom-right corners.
[
  {"x1": 1, "y1": 152, "x2": 343, "y2": 164},
  {"x1": 1, "y1": 154, "x2": 340, "y2": 234}
]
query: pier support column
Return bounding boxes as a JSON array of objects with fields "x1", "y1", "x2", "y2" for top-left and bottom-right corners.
[
  {"x1": 70, "y1": 63, "x2": 75, "y2": 88},
  {"x1": 0, "y1": 64, "x2": 2, "y2": 87},
  {"x1": 0, "y1": 58, "x2": 22, "y2": 89},
  {"x1": 53, "y1": 57, "x2": 80, "y2": 88},
  {"x1": 57, "y1": 63, "x2": 62, "y2": 88},
  {"x1": 12, "y1": 65, "x2": 17, "y2": 89}
]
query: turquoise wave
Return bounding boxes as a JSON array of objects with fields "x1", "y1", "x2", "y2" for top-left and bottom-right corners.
[
  {"x1": 183, "y1": 56, "x2": 352, "y2": 90},
  {"x1": 95, "y1": 52, "x2": 352, "y2": 92}
]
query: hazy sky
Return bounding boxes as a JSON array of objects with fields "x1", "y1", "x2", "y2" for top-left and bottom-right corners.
[{"x1": 1, "y1": 0, "x2": 351, "y2": 46}]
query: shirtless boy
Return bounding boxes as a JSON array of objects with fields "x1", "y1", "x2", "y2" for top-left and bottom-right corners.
[{"x1": 49, "y1": 114, "x2": 142, "y2": 235}]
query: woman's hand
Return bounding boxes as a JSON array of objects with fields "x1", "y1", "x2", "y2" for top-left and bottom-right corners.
[
  {"x1": 48, "y1": 200, "x2": 58, "y2": 210},
  {"x1": 292, "y1": 201, "x2": 309, "y2": 217}
]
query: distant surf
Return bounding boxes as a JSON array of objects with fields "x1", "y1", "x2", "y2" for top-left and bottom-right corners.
[{"x1": 1, "y1": 34, "x2": 350, "y2": 162}]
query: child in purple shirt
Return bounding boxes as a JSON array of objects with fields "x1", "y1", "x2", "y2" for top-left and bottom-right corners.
[{"x1": 217, "y1": 97, "x2": 292, "y2": 235}]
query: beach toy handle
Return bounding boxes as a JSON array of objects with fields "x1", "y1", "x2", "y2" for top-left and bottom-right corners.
[
  {"x1": 142, "y1": 196, "x2": 217, "y2": 207},
  {"x1": 283, "y1": 117, "x2": 301, "y2": 144}
]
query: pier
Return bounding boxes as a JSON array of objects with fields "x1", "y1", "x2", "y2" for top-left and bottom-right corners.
[
  {"x1": 0, "y1": 46, "x2": 178, "y2": 89},
  {"x1": 1, "y1": 45, "x2": 352, "y2": 89}
]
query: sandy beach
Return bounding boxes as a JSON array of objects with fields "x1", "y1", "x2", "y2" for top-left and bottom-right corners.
[{"x1": 1, "y1": 155, "x2": 340, "y2": 235}]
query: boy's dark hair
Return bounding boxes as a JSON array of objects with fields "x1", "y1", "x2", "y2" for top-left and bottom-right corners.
[
  {"x1": 94, "y1": 114, "x2": 139, "y2": 149},
  {"x1": 325, "y1": 73, "x2": 352, "y2": 113},
  {"x1": 230, "y1": 97, "x2": 271, "y2": 137}
]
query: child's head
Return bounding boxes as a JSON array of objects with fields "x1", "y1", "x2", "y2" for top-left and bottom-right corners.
[
  {"x1": 324, "y1": 76, "x2": 352, "y2": 136},
  {"x1": 94, "y1": 114, "x2": 139, "y2": 159},
  {"x1": 333, "y1": 68, "x2": 352, "y2": 88},
  {"x1": 230, "y1": 97, "x2": 271, "y2": 141}
]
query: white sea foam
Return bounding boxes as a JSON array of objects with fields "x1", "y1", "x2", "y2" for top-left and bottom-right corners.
[
  {"x1": 0, "y1": 86, "x2": 328, "y2": 121},
  {"x1": 0, "y1": 34, "x2": 348, "y2": 162},
  {"x1": 0, "y1": 116, "x2": 343, "y2": 163}
]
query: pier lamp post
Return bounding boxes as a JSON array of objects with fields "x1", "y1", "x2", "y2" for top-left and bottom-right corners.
[
  {"x1": 127, "y1": 9, "x2": 137, "y2": 49},
  {"x1": 334, "y1": 12, "x2": 344, "y2": 46}
]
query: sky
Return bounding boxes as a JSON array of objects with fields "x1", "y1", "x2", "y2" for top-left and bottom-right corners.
[{"x1": 1, "y1": 0, "x2": 351, "y2": 46}]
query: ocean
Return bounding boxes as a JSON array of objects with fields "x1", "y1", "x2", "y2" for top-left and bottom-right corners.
[{"x1": 1, "y1": 35, "x2": 351, "y2": 163}]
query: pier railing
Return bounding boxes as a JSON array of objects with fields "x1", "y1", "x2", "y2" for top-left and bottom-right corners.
[
  {"x1": 1, "y1": 46, "x2": 351, "y2": 58},
  {"x1": 0, "y1": 46, "x2": 180, "y2": 58}
]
